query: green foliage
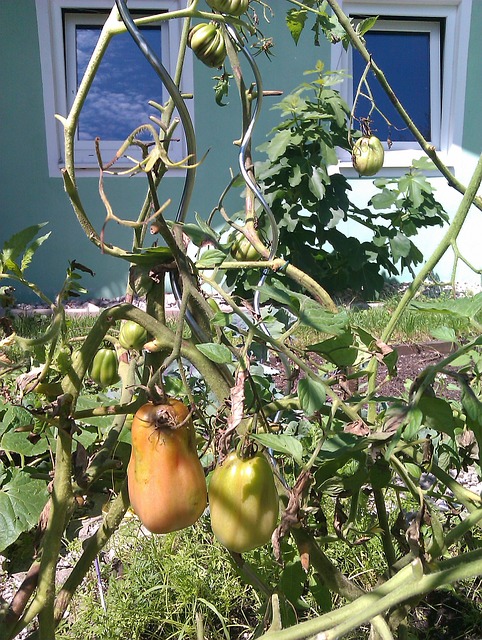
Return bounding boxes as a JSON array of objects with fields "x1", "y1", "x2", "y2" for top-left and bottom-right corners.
[
  {"x1": 0, "y1": 224, "x2": 50, "y2": 277},
  {"x1": 0, "y1": 466, "x2": 49, "y2": 552},
  {"x1": 247, "y1": 66, "x2": 448, "y2": 299}
]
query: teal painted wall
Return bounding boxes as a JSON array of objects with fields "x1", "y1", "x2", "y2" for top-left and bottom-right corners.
[
  {"x1": 462, "y1": 0, "x2": 482, "y2": 156},
  {"x1": 0, "y1": 1, "x2": 328, "y2": 302}
]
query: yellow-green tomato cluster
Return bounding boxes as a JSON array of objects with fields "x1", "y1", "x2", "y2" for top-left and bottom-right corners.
[
  {"x1": 89, "y1": 348, "x2": 120, "y2": 387},
  {"x1": 208, "y1": 451, "x2": 279, "y2": 553},
  {"x1": 119, "y1": 320, "x2": 148, "y2": 351},
  {"x1": 351, "y1": 135, "x2": 384, "y2": 176},
  {"x1": 206, "y1": 0, "x2": 249, "y2": 16},
  {"x1": 188, "y1": 22, "x2": 226, "y2": 68}
]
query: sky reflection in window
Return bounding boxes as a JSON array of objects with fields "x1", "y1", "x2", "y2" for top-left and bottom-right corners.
[
  {"x1": 76, "y1": 26, "x2": 163, "y2": 141},
  {"x1": 353, "y1": 31, "x2": 431, "y2": 142}
]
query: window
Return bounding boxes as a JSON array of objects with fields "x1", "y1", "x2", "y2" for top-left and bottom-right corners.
[
  {"x1": 35, "y1": 0, "x2": 193, "y2": 177},
  {"x1": 352, "y1": 20, "x2": 441, "y2": 146},
  {"x1": 332, "y1": 0, "x2": 473, "y2": 170}
]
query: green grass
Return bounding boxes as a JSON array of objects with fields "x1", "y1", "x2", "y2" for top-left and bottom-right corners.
[
  {"x1": 57, "y1": 519, "x2": 270, "y2": 640},
  {"x1": 7, "y1": 297, "x2": 477, "y2": 348},
  {"x1": 347, "y1": 304, "x2": 475, "y2": 344}
]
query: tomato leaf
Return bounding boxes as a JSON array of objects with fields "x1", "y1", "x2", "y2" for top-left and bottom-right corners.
[
  {"x1": 299, "y1": 301, "x2": 348, "y2": 335},
  {"x1": 264, "y1": 130, "x2": 302, "y2": 162},
  {"x1": 196, "y1": 250, "x2": 227, "y2": 268},
  {"x1": 181, "y1": 223, "x2": 217, "y2": 247},
  {"x1": 120, "y1": 247, "x2": 173, "y2": 266},
  {"x1": 308, "y1": 167, "x2": 326, "y2": 200},
  {"x1": 403, "y1": 407, "x2": 424, "y2": 441},
  {"x1": 1, "y1": 223, "x2": 48, "y2": 266},
  {"x1": 430, "y1": 326, "x2": 457, "y2": 343},
  {"x1": 411, "y1": 293, "x2": 482, "y2": 320},
  {"x1": 389, "y1": 232, "x2": 411, "y2": 263},
  {"x1": 195, "y1": 343, "x2": 232, "y2": 364},
  {"x1": 297, "y1": 377, "x2": 326, "y2": 416},
  {"x1": 75, "y1": 395, "x2": 117, "y2": 431},
  {"x1": 250, "y1": 433, "x2": 304, "y2": 465},
  {"x1": 286, "y1": 8, "x2": 307, "y2": 45},
  {"x1": 370, "y1": 189, "x2": 398, "y2": 209},
  {"x1": 1, "y1": 430, "x2": 51, "y2": 456},
  {"x1": 356, "y1": 15, "x2": 378, "y2": 36},
  {"x1": 279, "y1": 560, "x2": 308, "y2": 607},
  {"x1": 307, "y1": 331, "x2": 358, "y2": 367},
  {"x1": 0, "y1": 469, "x2": 49, "y2": 552},
  {"x1": 418, "y1": 396, "x2": 455, "y2": 437}
]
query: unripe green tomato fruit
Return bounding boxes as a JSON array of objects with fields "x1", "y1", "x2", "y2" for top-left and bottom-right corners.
[
  {"x1": 89, "y1": 348, "x2": 120, "y2": 387},
  {"x1": 206, "y1": 297, "x2": 221, "y2": 313},
  {"x1": 206, "y1": 0, "x2": 249, "y2": 16},
  {"x1": 119, "y1": 320, "x2": 148, "y2": 351},
  {"x1": 56, "y1": 345, "x2": 72, "y2": 374},
  {"x1": 351, "y1": 135, "x2": 384, "y2": 176},
  {"x1": 231, "y1": 234, "x2": 260, "y2": 262},
  {"x1": 32, "y1": 382, "x2": 64, "y2": 400},
  {"x1": 188, "y1": 22, "x2": 226, "y2": 68},
  {"x1": 208, "y1": 451, "x2": 279, "y2": 553}
]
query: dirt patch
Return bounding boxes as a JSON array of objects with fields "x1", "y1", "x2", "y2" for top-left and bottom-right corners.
[{"x1": 378, "y1": 341, "x2": 459, "y2": 400}]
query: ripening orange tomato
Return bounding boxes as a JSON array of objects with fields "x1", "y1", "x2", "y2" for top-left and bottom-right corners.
[{"x1": 127, "y1": 399, "x2": 207, "y2": 533}]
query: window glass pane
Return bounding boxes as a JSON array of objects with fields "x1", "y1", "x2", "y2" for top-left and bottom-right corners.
[
  {"x1": 353, "y1": 30, "x2": 431, "y2": 142},
  {"x1": 76, "y1": 25, "x2": 163, "y2": 141}
]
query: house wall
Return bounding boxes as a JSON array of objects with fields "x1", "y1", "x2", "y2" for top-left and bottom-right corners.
[{"x1": 1, "y1": 1, "x2": 481, "y2": 303}]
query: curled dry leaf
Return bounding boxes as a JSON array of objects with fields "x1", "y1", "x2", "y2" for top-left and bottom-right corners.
[
  {"x1": 344, "y1": 419, "x2": 369, "y2": 436},
  {"x1": 272, "y1": 470, "x2": 312, "y2": 562},
  {"x1": 227, "y1": 368, "x2": 247, "y2": 433}
]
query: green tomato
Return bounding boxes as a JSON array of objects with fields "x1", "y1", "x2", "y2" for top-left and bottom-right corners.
[
  {"x1": 31, "y1": 381, "x2": 64, "y2": 400},
  {"x1": 206, "y1": 0, "x2": 249, "y2": 16},
  {"x1": 208, "y1": 451, "x2": 279, "y2": 552},
  {"x1": 55, "y1": 345, "x2": 72, "y2": 374},
  {"x1": 119, "y1": 320, "x2": 148, "y2": 351},
  {"x1": 89, "y1": 348, "x2": 120, "y2": 387},
  {"x1": 188, "y1": 22, "x2": 227, "y2": 68},
  {"x1": 351, "y1": 135, "x2": 385, "y2": 176},
  {"x1": 231, "y1": 233, "x2": 260, "y2": 262}
]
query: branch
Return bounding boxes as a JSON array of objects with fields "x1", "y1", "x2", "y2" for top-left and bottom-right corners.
[{"x1": 53, "y1": 481, "x2": 130, "y2": 625}]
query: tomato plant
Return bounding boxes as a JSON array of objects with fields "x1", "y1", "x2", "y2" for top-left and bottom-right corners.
[
  {"x1": 89, "y1": 347, "x2": 120, "y2": 387},
  {"x1": 3, "y1": 2, "x2": 482, "y2": 639},
  {"x1": 208, "y1": 450, "x2": 279, "y2": 552},
  {"x1": 127, "y1": 399, "x2": 207, "y2": 534},
  {"x1": 118, "y1": 320, "x2": 148, "y2": 351},
  {"x1": 351, "y1": 135, "x2": 385, "y2": 176}
]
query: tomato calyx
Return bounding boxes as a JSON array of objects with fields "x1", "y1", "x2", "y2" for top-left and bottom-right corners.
[
  {"x1": 235, "y1": 437, "x2": 258, "y2": 460},
  {"x1": 135, "y1": 398, "x2": 192, "y2": 432}
]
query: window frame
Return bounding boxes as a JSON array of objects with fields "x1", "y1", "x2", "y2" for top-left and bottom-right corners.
[
  {"x1": 331, "y1": 0, "x2": 473, "y2": 172},
  {"x1": 35, "y1": 0, "x2": 193, "y2": 177}
]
